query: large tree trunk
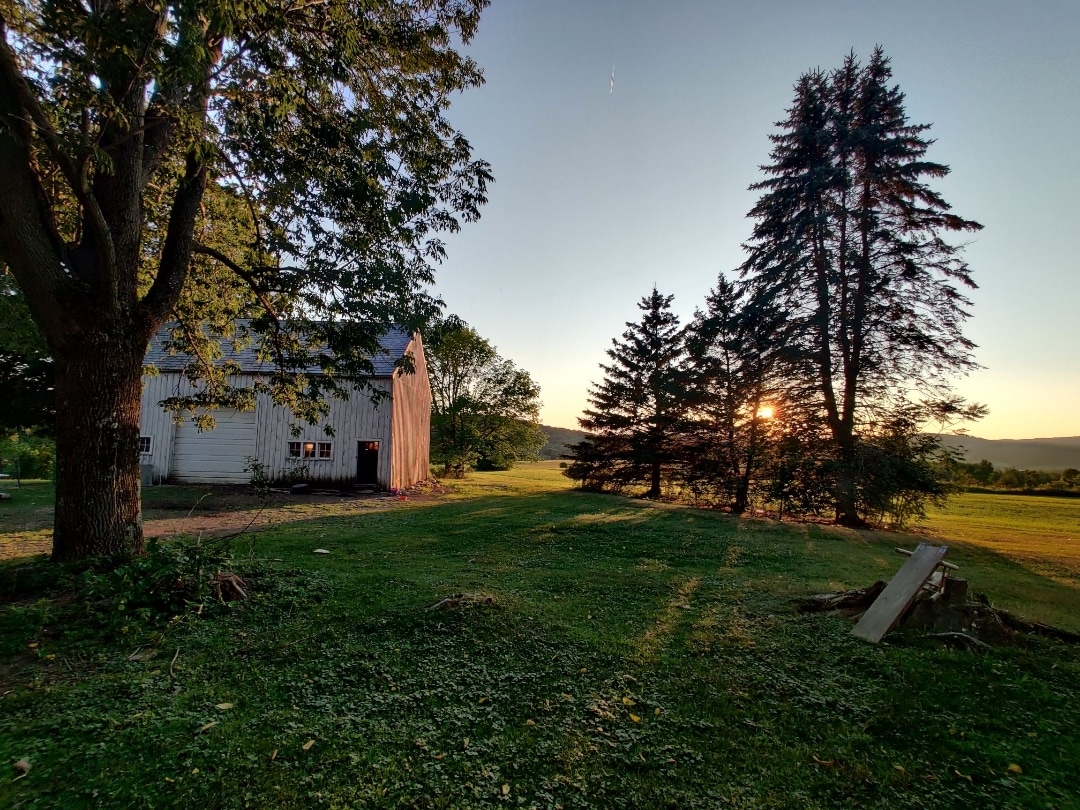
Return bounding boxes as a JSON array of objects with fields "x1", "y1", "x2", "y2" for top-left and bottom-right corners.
[
  {"x1": 647, "y1": 459, "x2": 661, "y2": 499},
  {"x1": 51, "y1": 327, "x2": 147, "y2": 562},
  {"x1": 833, "y1": 442, "x2": 866, "y2": 528}
]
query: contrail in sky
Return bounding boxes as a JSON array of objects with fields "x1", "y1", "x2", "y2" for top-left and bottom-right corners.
[{"x1": 610, "y1": 62, "x2": 615, "y2": 94}]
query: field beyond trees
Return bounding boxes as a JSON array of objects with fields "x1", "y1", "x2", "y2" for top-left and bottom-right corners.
[{"x1": 1, "y1": 464, "x2": 1078, "y2": 808}]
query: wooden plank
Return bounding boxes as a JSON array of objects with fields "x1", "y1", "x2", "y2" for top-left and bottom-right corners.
[
  {"x1": 895, "y1": 547, "x2": 959, "y2": 570},
  {"x1": 852, "y1": 543, "x2": 949, "y2": 643}
]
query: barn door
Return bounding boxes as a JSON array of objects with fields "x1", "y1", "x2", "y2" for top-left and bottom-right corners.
[
  {"x1": 356, "y1": 440, "x2": 380, "y2": 487},
  {"x1": 171, "y1": 410, "x2": 256, "y2": 483}
]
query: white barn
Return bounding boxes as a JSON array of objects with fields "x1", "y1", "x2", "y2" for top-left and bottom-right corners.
[{"x1": 138, "y1": 327, "x2": 431, "y2": 490}]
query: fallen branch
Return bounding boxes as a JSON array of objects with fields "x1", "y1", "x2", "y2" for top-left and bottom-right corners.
[
  {"x1": 208, "y1": 503, "x2": 268, "y2": 547},
  {"x1": 185, "y1": 492, "x2": 213, "y2": 519},
  {"x1": 794, "y1": 581, "x2": 886, "y2": 614},
  {"x1": 427, "y1": 593, "x2": 495, "y2": 611},
  {"x1": 994, "y1": 610, "x2": 1080, "y2": 644},
  {"x1": 212, "y1": 571, "x2": 248, "y2": 601}
]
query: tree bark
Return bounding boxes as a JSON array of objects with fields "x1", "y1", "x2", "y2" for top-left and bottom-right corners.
[
  {"x1": 50, "y1": 326, "x2": 147, "y2": 562},
  {"x1": 648, "y1": 459, "x2": 661, "y2": 499},
  {"x1": 833, "y1": 441, "x2": 866, "y2": 528}
]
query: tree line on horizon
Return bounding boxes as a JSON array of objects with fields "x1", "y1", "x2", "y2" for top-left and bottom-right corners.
[
  {"x1": 567, "y1": 49, "x2": 987, "y2": 528},
  {"x1": 944, "y1": 460, "x2": 1080, "y2": 495}
]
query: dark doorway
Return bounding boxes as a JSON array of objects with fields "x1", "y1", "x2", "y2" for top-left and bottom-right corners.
[{"x1": 357, "y1": 440, "x2": 380, "y2": 487}]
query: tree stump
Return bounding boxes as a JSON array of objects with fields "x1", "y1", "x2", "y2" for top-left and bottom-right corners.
[{"x1": 943, "y1": 577, "x2": 968, "y2": 605}]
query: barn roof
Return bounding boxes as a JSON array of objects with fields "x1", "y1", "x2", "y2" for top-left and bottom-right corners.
[{"x1": 144, "y1": 322, "x2": 415, "y2": 377}]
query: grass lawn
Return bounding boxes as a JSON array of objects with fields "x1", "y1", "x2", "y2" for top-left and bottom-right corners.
[{"x1": 1, "y1": 464, "x2": 1078, "y2": 808}]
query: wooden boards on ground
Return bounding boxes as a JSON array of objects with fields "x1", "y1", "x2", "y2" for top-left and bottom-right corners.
[{"x1": 852, "y1": 543, "x2": 949, "y2": 643}]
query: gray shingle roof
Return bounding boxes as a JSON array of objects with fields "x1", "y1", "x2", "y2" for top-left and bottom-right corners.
[{"x1": 143, "y1": 322, "x2": 414, "y2": 377}]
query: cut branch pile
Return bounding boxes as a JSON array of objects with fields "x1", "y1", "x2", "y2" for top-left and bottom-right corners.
[
  {"x1": 798, "y1": 584, "x2": 1079, "y2": 646},
  {"x1": 212, "y1": 571, "x2": 248, "y2": 601},
  {"x1": 427, "y1": 593, "x2": 495, "y2": 611}
]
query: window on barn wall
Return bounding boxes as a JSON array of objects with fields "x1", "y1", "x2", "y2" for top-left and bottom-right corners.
[
  {"x1": 289, "y1": 441, "x2": 328, "y2": 459},
  {"x1": 139, "y1": 437, "x2": 152, "y2": 455}
]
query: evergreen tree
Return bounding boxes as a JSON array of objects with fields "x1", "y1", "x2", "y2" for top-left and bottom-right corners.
[
  {"x1": 568, "y1": 288, "x2": 684, "y2": 498},
  {"x1": 741, "y1": 49, "x2": 983, "y2": 526},
  {"x1": 682, "y1": 275, "x2": 789, "y2": 513}
]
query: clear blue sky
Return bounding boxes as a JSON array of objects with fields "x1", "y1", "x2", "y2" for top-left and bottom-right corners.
[{"x1": 436, "y1": 0, "x2": 1080, "y2": 439}]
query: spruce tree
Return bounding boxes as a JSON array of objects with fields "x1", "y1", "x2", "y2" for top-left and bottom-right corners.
[
  {"x1": 568, "y1": 288, "x2": 684, "y2": 498},
  {"x1": 682, "y1": 275, "x2": 788, "y2": 513},
  {"x1": 741, "y1": 49, "x2": 982, "y2": 526}
]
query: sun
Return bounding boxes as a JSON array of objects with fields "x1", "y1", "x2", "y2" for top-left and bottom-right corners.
[{"x1": 757, "y1": 405, "x2": 775, "y2": 419}]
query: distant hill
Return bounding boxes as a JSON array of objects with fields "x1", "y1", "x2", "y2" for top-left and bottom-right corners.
[
  {"x1": 939, "y1": 435, "x2": 1080, "y2": 471},
  {"x1": 537, "y1": 427, "x2": 1080, "y2": 471},
  {"x1": 539, "y1": 425, "x2": 588, "y2": 460}
]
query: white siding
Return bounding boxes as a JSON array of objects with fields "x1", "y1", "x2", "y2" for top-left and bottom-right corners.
[
  {"x1": 252, "y1": 380, "x2": 395, "y2": 486},
  {"x1": 138, "y1": 366, "x2": 427, "y2": 489},
  {"x1": 138, "y1": 372, "x2": 180, "y2": 483},
  {"x1": 138, "y1": 373, "x2": 256, "y2": 484}
]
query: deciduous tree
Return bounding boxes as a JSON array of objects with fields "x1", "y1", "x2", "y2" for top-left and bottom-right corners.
[
  {"x1": 0, "y1": 1, "x2": 491, "y2": 560},
  {"x1": 0, "y1": 272, "x2": 54, "y2": 432},
  {"x1": 426, "y1": 317, "x2": 544, "y2": 477}
]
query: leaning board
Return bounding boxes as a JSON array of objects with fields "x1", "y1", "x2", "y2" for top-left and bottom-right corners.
[{"x1": 851, "y1": 543, "x2": 949, "y2": 643}]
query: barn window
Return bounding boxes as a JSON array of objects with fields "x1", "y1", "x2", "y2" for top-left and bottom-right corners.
[
  {"x1": 288, "y1": 441, "x2": 322, "y2": 458},
  {"x1": 318, "y1": 442, "x2": 332, "y2": 459},
  {"x1": 139, "y1": 436, "x2": 152, "y2": 455}
]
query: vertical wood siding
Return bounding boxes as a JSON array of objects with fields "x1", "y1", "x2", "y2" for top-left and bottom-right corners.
[
  {"x1": 139, "y1": 373, "x2": 256, "y2": 483},
  {"x1": 138, "y1": 372, "x2": 180, "y2": 483},
  {"x1": 253, "y1": 380, "x2": 394, "y2": 485},
  {"x1": 390, "y1": 333, "x2": 433, "y2": 489}
]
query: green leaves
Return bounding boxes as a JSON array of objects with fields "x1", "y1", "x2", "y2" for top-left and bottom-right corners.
[
  {"x1": 427, "y1": 317, "x2": 545, "y2": 476},
  {"x1": 1, "y1": 1, "x2": 493, "y2": 558}
]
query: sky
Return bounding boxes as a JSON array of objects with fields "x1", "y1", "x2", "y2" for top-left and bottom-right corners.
[{"x1": 434, "y1": 0, "x2": 1080, "y2": 439}]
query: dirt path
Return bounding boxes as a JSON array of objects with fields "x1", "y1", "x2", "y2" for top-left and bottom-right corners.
[{"x1": 0, "y1": 483, "x2": 449, "y2": 560}]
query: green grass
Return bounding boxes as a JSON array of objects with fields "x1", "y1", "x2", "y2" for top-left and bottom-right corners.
[
  {"x1": 0, "y1": 480, "x2": 53, "y2": 522},
  {"x1": 0, "y1": 481, "x2": 54, "y2": 557},
  {"x1": 1, "y1": 464, "x2": 1078, "y2": 808},
  {"x1": 919, "y1": 492, "x2": 1080, "y2": 628}
]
